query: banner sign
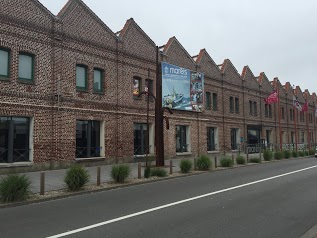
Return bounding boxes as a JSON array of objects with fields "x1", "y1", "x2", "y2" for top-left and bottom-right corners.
[{"x1": 162, "y1": 62, "x2": 204, "y2": 112}]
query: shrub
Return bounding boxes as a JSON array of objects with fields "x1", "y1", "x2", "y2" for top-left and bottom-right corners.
[
  {"x1": 0, "y1": 174, "x2": 31, "y2": 203},
  {"x1": 274, "y1": 151, "x2": 283, "y2": 160},
  {"x1": 304, "y1": 151, "x2": 309, "y2": 156},
  {"x1": 309, "y1": 150, "x2": 315, "y2": 155},
  {"x1": 196, "y1": 155, "x2": 211, "y2": 171},
  {"x1": 298, "y1": 151, "x2": 304, "y2": 157},
  {"x1": 263, "y1": 150, "x2": 273, "y2": 161},
  {"x1": 111, "y1": 164, "x2": 131, "y2": 183},
  {"x1": 150, "y1": 168, "x2": 168, "y2": 177},
  {"x1": 292, "y1": 151, "x2": 298, "y2": 158},
  {"x1": 220, "y1": 156, "x2": 233, "y2": 167},
  {"x1": 283, "y1": 150, "x2": 291, "y2": 159},
  {"x1": 236, "y1": 155, "x2": 246, "y2": 165},
  {"x1": 144, "y1": 166, "x2": 151, "y2": 178},
  {"x1": 180, "y1": 159, "x2": 193, "y2": 173},
  {"x1": 249, "y1": 158, "x2": 261, "y2": 163},
  {"x1": 64, "y1": 165, "x2": 90, "y2": 191}
]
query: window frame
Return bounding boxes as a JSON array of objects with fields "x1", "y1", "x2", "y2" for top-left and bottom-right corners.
[
  {"x1": 0, "y1": 47, "x2": 10, "y2": 79},
  {"x1": 212, "y1": 93, "x2": 218, "y2": 111},
  {"x1": 76, "y1": 64, "x2": 88, "y2": 91},
  {"x1": 133, "y1": 77, "x2": 142, "y2": 99},
  {"x1": 93, "y1": 68, "x2": 104, "y2": 93},
  {"x1": 207, "y1": 127, "x2": 216, "y2": 151},
  {"x1": 18, "y1": 52, "x2": 34, "y2": 82},
  {"x1": 235, "y1": 97, "x2": 239, "y2": 114},
  {"x1": 229, "y1": 96, "x2": 234, "y2": 113},
  {"x1": 205, "y1": 92, "x2": 211, "y2": 110}
]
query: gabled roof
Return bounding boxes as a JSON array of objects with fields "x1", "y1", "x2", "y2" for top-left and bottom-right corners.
[
  {"x1": 195, "y1": 49, "x2": 222, "y2": 73},
  {"x1": 34, "y1": 0, "x2": 56, "y2": 18},
  {"x1": 257, "y1": 72, "x2": 274, "y2": 93},
  {"x1": 273, "y1": 77, "x2": 286, "y2": 97},
  {"x1": 241, "y1": 65, "x2": 260, "y2": 90},
  {"x1": 119, "y1": 18, "x2": 156, "y2": 47},
  {"x1": 294, "y1": 86, "x2": 305, "y2": 102},
  {"x1": 57, "y1": 0, "x2": 118, "y2": 40}
]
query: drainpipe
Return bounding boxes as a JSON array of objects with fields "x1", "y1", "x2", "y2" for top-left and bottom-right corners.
[{"x1": 222, "y1": 72, "x2": 226, "y2": 155}]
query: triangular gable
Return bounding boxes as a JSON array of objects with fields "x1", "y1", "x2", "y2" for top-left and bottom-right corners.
[
  {"x1": 221, "y1": 59, "x2": 242, "y2": 86},
  {"x1": 312, "y1": 93, "x2": 317, "y2": 106},
  {"x1": 241, "y1": 66, "x2": 260, "y2": 90},
  {"x1": 272, "y1": 77, "x2": 286, "y2": 98},
  {"x1": 284, "y1": 82, "x2": 295, "y2": 100},
  {"x1": 294, "y1": 86, "x2": 305, "y2": 103},
  {"x1": 162, "y1": 37, "x2": 196, "y2": 71},
  {"x1": 304, "y1": 89, "x2": 314, "y2": 104},
  {"x1": 195, "y1": 49, "x2": 222, "y2": 81},
  {"x1": 58, "y1": 0, "x2": 117, "y2": 47},
  {"x1": 118, "y1": 18, "x2": 156, "y2": 61},
  {"x1": 258, "y1": 72, "x2": 273, "y2": 94},
  {"x1": 1, "y1": 0, "x2": 55, "y2": 28}
]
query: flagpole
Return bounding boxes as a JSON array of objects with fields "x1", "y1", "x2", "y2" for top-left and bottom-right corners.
[
  {"x1": 277, "y1": 79, "x2": 282, "y2": 151},
  {"x1": 306, "y1": 100, "x2": 310, "y2": 151}
]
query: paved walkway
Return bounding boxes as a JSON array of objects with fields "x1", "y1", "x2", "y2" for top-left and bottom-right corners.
[{"x1": 1, "y1": 159, "x2": 184, "y2": 194}]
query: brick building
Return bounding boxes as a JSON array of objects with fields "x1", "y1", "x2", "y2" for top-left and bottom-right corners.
[{"x1": 0, "y1": 0, "x2": 316, "y2": 170}]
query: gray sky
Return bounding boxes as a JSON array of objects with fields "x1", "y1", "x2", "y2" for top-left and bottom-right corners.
[{"x1": 39, "y1": 0, "x2": 317, "y2": 95}]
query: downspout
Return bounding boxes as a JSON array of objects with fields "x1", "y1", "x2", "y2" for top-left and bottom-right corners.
[
  {"x1": 222, "y1": 72, "x2": 225, "y2": 155},
  {"x1": 115, "y1": 39, "x2": 119, "y2": 163}
]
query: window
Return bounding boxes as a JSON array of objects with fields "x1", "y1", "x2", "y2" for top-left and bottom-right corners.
[
  {"x1": 299, "y1": 112, "x2": 304, "y2": 122},
  {"x1": 134, "y1": 123, "x2": 147, "y2": 155},
  {"x1": 231, "y1": 128, "x2": 239, "y2": 150},
  {"x1": 301, "y1": 131, "x2": 305, "y2": 143},
  {"x1": 281, "y1": 107, "x2": 285, "y2": 119},
  {"x1": 18, "y1": 53, "x2": 34, "y2": 81},
  {"x1": 235, "y1": 98, "x2": 239, "y2": 113},
  {"x1": 207, "y1": 127, "x2": 217, "y2": 151},
  {"x1": 76, "y1": 120, "x2": 101, "y2": 158},
  {"x1": 205, "y1": 92, "x2": 211, "y2": 110},
  {"x1": 0, "y1": 116, "x2": 30, "y2": 163},
  {"x1": 229, "y1": 97, "x2": 234, "y2": 112},
  {"x1": 310, "y1": 132, "x2": 314, "y2": 143},
  {"x1": 309, "y1": 113, "x2": 313, "y2": 123},
  {"x1": 249, "y1": 101, "x2": 253, "y2": 115},
  {"x1": 0, "y1": 48, "x2": 10, "y2": 78},
  {"x1": 212, "y1": 93, "x2": 218, "y2": 111},
  {"x1": 291, "y1": 132, "x2": 295, "y2": 144},
  {"x1": 133, "y1": 77, "x2": 141, "y2": 99},
  {"x1": 253, "y1": 102, "x2": 257, "y2": 116},
  {"x1": 76, "y1": 65, "x2": 87, "y2": 90},
  {"x1": 268, "y1": 105, "x2": 272, "y2": 118},
  {"x1": 290, "y1": 109, "x2": 294, "y2": 121},
  {"x1": 176, "y1": 125, "x2": 189, "y2": 153},
  {"x1": 145, "y1": 79, "x2": 153, "y2": 100},
  {"x1": 93, "y1": 68, "x2": 103, "y2": 93},
  {"x1": 265, "y1": 104, "x2": 269, "y2": 117}
]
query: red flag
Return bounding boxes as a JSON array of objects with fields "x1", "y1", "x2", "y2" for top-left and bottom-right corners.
[
  {"x1": 264, "y1": 90, "x2": 279, "y2": 104},
  {"x1": 301, "y1": 101, "x2": 308, "y2": 112}
]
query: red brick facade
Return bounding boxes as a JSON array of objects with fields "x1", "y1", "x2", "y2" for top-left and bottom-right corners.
[{"x1": 0, "y1": 0, "x2": 316, "y2": 169}]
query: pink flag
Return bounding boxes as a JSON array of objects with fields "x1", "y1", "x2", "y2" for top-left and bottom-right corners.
[
  {"x1": 301, "y1": 101, "x2": 308, "y2": 112},
  {"x1": 264, "y1": 90, "x2": 279, "y2": 104}
]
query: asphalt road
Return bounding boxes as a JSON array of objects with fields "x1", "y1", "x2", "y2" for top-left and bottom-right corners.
[{"x1": 1, "y1": 157, "x2": 317, "y2": 238}]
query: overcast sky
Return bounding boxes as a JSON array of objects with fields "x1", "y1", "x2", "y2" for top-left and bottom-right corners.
[{"x1": 39, "y1": 0, "x2": 317, "y2": 94}]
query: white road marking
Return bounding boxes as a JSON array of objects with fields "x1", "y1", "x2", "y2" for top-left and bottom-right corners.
[{"x1": 47, "y1": 165, "x2": 317, "y2": 238}]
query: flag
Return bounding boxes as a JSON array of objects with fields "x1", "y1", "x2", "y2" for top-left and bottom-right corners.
[
  {"x1": 293, "y1": 96, "x2": 302, "y2": 111},
  {"x1": 264, "y1": 90, "x2": 278, "y2": 104},
  {"x1": 301, "y1": 101, "x2": 308, "y2": 112}
]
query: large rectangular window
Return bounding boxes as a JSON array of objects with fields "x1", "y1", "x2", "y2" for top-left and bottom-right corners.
[
  {"x1": 76, "y1": 65, "x2": 87, "y2": 91},
  {"x1": 212, "y1": 93, "x2": 218, "y2": 111},
  {"x1": 0, "y1": 48, "x2": 10, "y2": 78},
  {"x1": 76, "y1": 120, "x2": 100, "y2": 158},
  {"x1": 205, "y1": 92, "x2": 211, "y2": 110},
  {"x1": 176, "y1": 125, "x2": 189, "y2": 153},
  {"x1": 18, "y1": 53, "x2": 34, "y2": 81},
  {"x1": 134, "y1": 123, "x2": 147, "y2": 155},
  {"x1": 93, "y1": 68, "x2": 103, "y2": 93},
  {"x1": 231, "y1": 128, "x2": 238, "y2": 150},
  {"x1": 0, "y1": 116, "x2": 30, "y2": 163},
  {"x1": 207, "y1": 127, "x2": 216, "y2": 151}
]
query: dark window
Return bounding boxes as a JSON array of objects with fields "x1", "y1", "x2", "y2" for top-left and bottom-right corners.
[
  {"x1": 93, "y1": 68, "x2": 103, "y2": 93},
  {"x1": 0, "y1": 116, "x2": 30, "y2": 163},
  {"x1": 205, "y1": 92, "x2": 211, "y2": 110},
  {"x1": 281, "y1": 107, "x2": 285, "y2": 119},
  {"x1": 300, "y1": 112, "x2": 304, "y2": 122},
  {"x1": 249, "y1": 101, "x2": 253, "y2": 115},
  {"x1": 231, "y1": 128, "x2": 238, "y2": 150},
  {"x1": 291, "y1": 132, "x2": 295, "y2": 143},
  {"x1": 309, "y1": 113, "x2": 313, "y2": 123},
  {"x1": 145, "y1": 79, "x2": 153, "y2": 100},
  {"x1": 301, "y1": 131, "x2": 305, "y2": 143},
  {"x1": 76, "y1": 120, "x2": 100, "y2": 158},
  {"x1": 133, "y1": 77, "x2": 141, "y2": 99},
  {"x1": 207, "y1": 127, "x2": 216, "y2": 151},
  {"x1": 76, "y1": 65, "x2": 87, "y2": 91},
  {"x1": 0, "y1": 48, "x2": 10, "y2": 78},
  {"x1": 269, "y1": 105, "x2": 272, "y2": 118},
  {"x1": 176, "y1": 125, "x2": 188, "y2": 153},
  {"x1": 254, "y1": 102, "x2": 257, "y2": 116},
  {"x1": 235, "y1": 98, "x2": 239, "y2": 113},
  {"x1": 265, "y1": 104, "x2": 269, "y2": 117},
  {"x1": 290, "y1": 109, "x2": 294, "y2": 121},
  {"x1": 18, "y1": 53, "x2": 34, "y2": 81},
  {"x1": 229, "y1": 97, "x2": 234, "y2": 113},
  {"x1": 212, "y1": 93, "x2": 218, "y2": 111},
  {"x1": 134, "y1": 123, "x2": 148, "y2": 155}
]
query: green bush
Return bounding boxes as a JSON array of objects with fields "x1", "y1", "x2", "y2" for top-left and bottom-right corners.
[
  {"x1": 263, "y1": 150, "x2": 273, "y2": 161},
  {"x1": 249, "y1": 158, "x2": 261, "y2": 163},
  {"x1": 283, "y1": 150, "x2": 291, "y2": 159},
  {"x1": 220, "y1": 156, "x2": 233, "y2": 167},
  {"x1": 64, "y1": 165, "x2": 90, "y2": 191},
  {"x1": 111, "y1": 164, "x2": 131, "y2": 183},
  {"x1": 196, "y1": 155, "x2": 211, "y2": 171},
  {"x1": 150, "y1": 168, "x2": 168, "y2": 177},
  {"x1": 0, "y1": 174, "x2": 31, "y2": 203},
  {"x1": 144, "y1": 166, "x2": 151, "y2": 178},
  {"x1": 304, "y1": 151, "x2": 309, "y2": 156},
  {"x1": 180, "y1": 159, "x2": 193, "y2": 173},
  {"x1": 292, "y1": 151, "x2": 298, "y2": 158},
  {"x1": 236, "y1": 155, "x2": 246, "y2": 165},
  {"x1": 274, "y1": 151, "x2": 283, "y2": 160},
  {"x1": 309, "y1": 150, "x2": 315, "y2": 155},
  {"x1": 298, "y1": 151, "x2": 304, "y2": 157}
]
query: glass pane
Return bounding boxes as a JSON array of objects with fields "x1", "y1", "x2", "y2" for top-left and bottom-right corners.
[
  {"x1": 133, "y1": 78, "x2": 140, "y2": 97},
  {"x1": 0, "y1": 50, "x2": 9, "y2": 76},
  {"x1": 18, "y1": 54, "x2": 33, "y2": 80},
  {"x1": 93, "y1": 69, "x2": 102, "y2": 92},
  {"x1": 134, "y1": 123, "x2": 147, "y2": 155},
  {"x1": 91, "y1": 121, "x2": 100, "y2": 157},
  {"x1": 13, "y1": 117, "x2": 29, "y2": 162},
  {"x1": 0, "y1": 117, "x2": 9, "y2": 163},
  {"x1": 76, "y1": 120, "x2": 88, "y2": 158},
  {"x1": 76, "y1": 66, "x2": 86, "y2": 88}
]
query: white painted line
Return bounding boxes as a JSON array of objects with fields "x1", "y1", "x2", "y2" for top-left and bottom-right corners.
[{"x1": 47, "y1": 165, "x2": 317, "y2": 238}]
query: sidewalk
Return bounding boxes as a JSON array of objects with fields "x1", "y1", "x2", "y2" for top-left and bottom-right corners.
[{"x1": 0, "y1": 159, "x2": 183, "y2": 194}]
